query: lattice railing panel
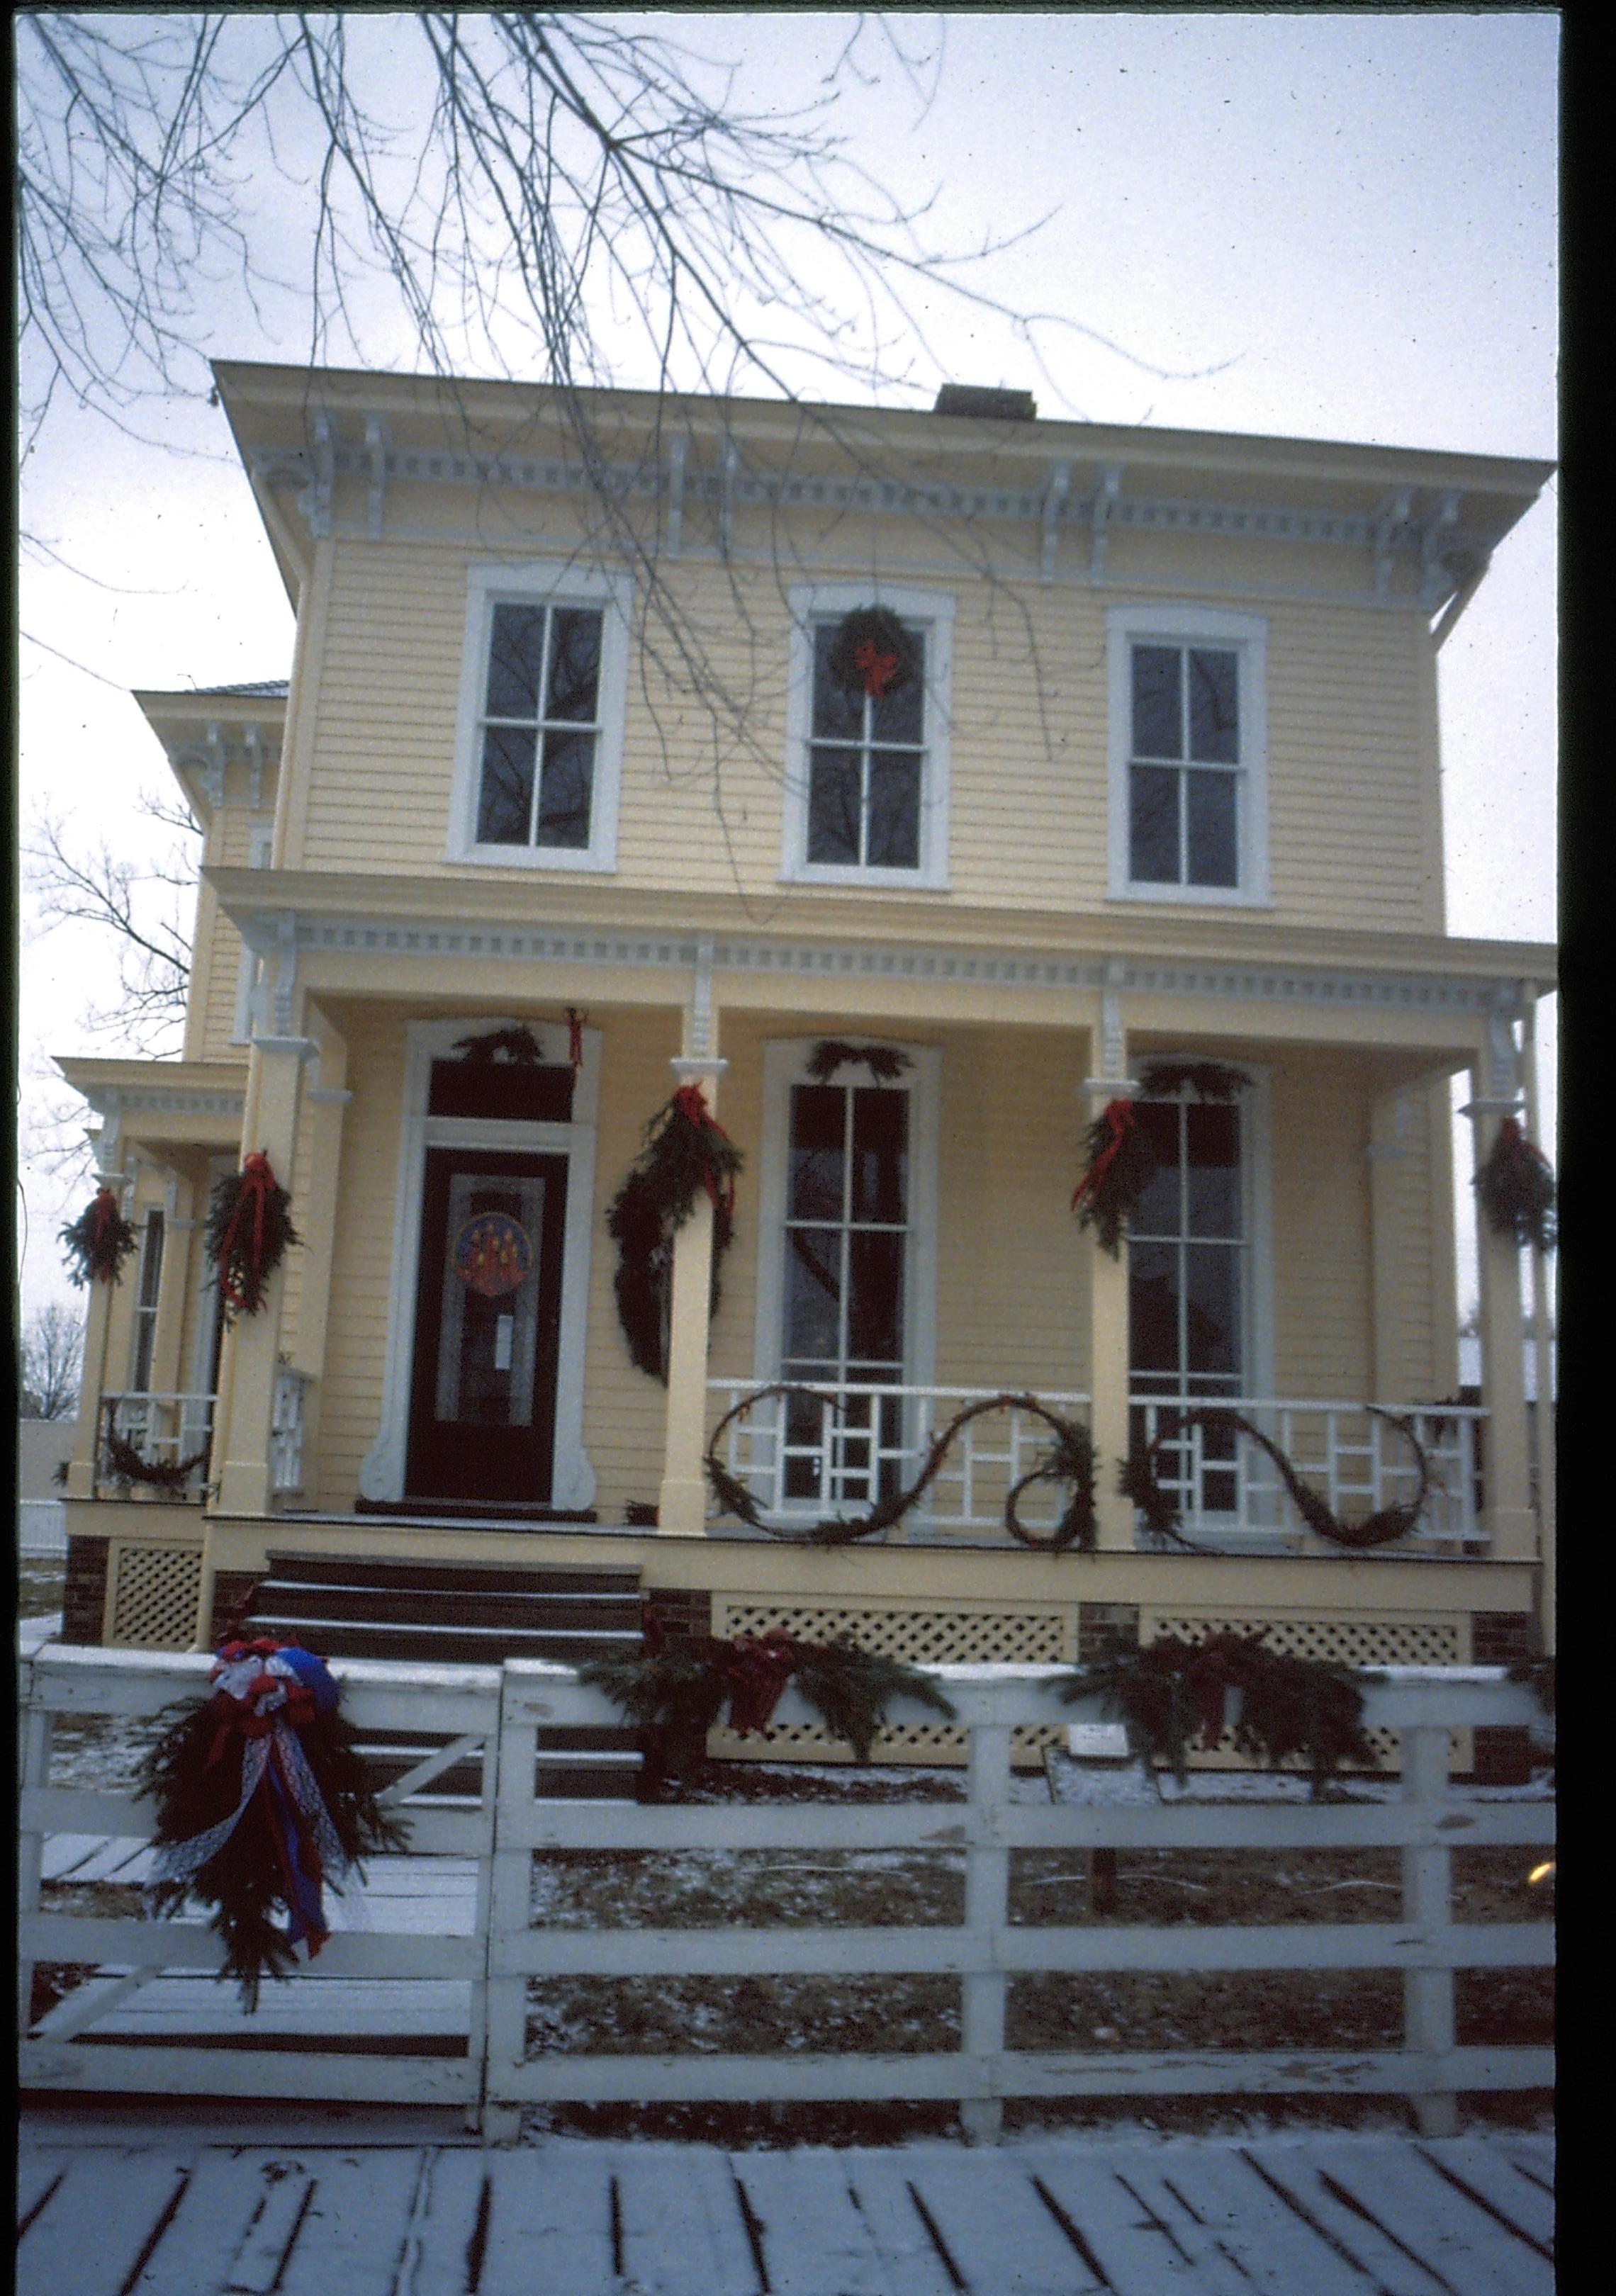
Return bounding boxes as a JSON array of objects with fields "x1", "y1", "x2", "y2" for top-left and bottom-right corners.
[
  {"x1": 108, "y1": 1544, "x2": 203, "y2": 1650},
  {"x1": 710, "y1": 1601, "x2": 1074, "y2": 1765}
]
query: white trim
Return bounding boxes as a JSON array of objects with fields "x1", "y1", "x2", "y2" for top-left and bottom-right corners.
[
  {"x1": 781, "y1": 581, "x2": 954, "y2": 891},
  {"x1": 751, "y1": 1038, "x2": 941, "y2": 1401},
  {"x1": 230, "y1": 823, "x2": 276, "y2": 1044},
  {"x1": 357, "y1": 1018, "x2": 599, "y2": 1509},
  {"x1": 1106, "y1": 602, "x2": 1270, "y2": 908},
  {"x1": 447, "y1": 561, "x2": 632, "y2": 875}
]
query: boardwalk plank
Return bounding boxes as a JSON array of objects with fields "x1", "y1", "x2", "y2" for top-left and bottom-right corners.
[
  {"x1": 900, "y1": 2144, "x2": 1106, "y2": 2295},
  {"x1": 382, "y1": 2148, "x2": 490, "y2": 2296},
  {"x1": 17, "y1": 2151, "x2": 191, "y2": 2296},
  {"x1": 272, "y1": 2152, "x2": 427, "y2": 2296},
  {"x1": 1158, "y1": 2147, "x2": 1381, "y2": 2295},
  {"x1": 1021, "y1": 2149, "x2": 1228, "y2": 2295},
  {"x1": 735, "y1": 2148, "x2": 889, "y2": 2296},
  {"x1": 473, "y1": 2144, "x2": 618, "y2": 2296},
  {"x1": 123, "y1": 2154, "x2": 303, "y2": 2296},
  {"x1": 612, "y1": 2144, "x2": 761, "y2": 2296},
  {"x1": 1415, "y1": 2137, "x2": 1555, "y2": 2253},
  {"x1": 220, "y1": 2163, "x2": 318, "y2": 2294},
  {"x1": 14, "y1": 2151, "x2": 72, "y2": 2232},
  {"x1": 836, "y1": 2154, "x2": 969, "y2": 2296},
  {"x1": 1241, "y1": 2144, "x2": 1452, "y2": 2296},
  {"x1": 1317, "y1": 2139, "x2": 1554, "y2": 2296},
  {"x1": 1103, "y1": 2158, "x2": 1261, "y2": 2296}
]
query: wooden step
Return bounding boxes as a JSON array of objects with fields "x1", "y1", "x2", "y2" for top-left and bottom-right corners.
[
  {"x1": 247, "y1": 1613, "x2": 641, "y2": 1667},
  {"x1": 262, "y1": 1552, "x2": 641, "y2": 1597},
  {"x1": 254, "y1": 1580, "x2": 643, "y2": 1631}
]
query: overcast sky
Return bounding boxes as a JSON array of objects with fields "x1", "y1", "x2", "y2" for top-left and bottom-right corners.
[{"x1": 16, "y1": 9, "x2": 1559, "y2": 1323}]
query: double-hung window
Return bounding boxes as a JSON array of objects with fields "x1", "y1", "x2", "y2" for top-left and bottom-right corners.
[
  {"x1": 784, "y1": 584, "x2": 953, "y2": 887},
  {"x1": 1107, "y1": 605, "x2": 1268, "y2": 904},
  {"x1": 451, "y1": 563, "x2": 630, "y2": 871}
]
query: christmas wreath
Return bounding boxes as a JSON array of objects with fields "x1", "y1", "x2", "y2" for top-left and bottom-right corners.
[
  {"x1": 605, "y1": 1084, "x2": 744, "y2": 1382},
  {"x1": 1072, "y1": 1098, "x2": 1156, "y2": 1256},
  {"x1": 705, "y1": 1388, "x2": 1097, "y2": 1551},
  {"x1": 59, "y1": 1186, "x2": 138, "y2": 1287},
  {"x1": 1121, "y1": 1406, "x2": 1431, "y2": 1551},
  {"x1": 204, "y1": 1153, "x2": 301, "y2": 1319},
  {"x1": 805, "y1": 1040, "x2": 913, "y2": 1085},
  {"x1": 825, "y1": 606, "x2": 920, "y2": 702},
  {"x1": 138, "y1": 1636, "x2": 408, "y2": 2010},
  {"x1": 1056, "y1": 1629, "x2": 1375, "y2": 1791},
  {"x1": 581, "y1": 1614, "x2": 957, "y2": 1796},
  {"x1": 1475, "y1": 1118, "x2": 1557, "y2": 1252}
]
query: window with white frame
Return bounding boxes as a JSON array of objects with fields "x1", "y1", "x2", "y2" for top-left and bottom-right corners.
[
  {"x1": 129, "y1": 1208, "x2": 165, "y2": 1391},
  {"x1": 783, "y1": 585, "x2": 953, "y2": 887},
  {"x1": 1107, "y1": 606, "x2": 1268, "y2": 904},
  {"x1": 450, "y1": 563, "x2": 630, "y2": 871}
]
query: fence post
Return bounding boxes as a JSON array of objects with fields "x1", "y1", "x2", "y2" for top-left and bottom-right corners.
[
  {"x1": 481, "y1": 1665, "x2": 537, "y2": 2143},
  {"x1": 960, "y1": 1710, "x2": 1011, "y2": 2144},
  {"x1": 464, "y1": 1674, "x2": 505, "y2": 2137},
  {"x1": 1401, "y1": 1719, "x2": 1459, "y2": 2137}
]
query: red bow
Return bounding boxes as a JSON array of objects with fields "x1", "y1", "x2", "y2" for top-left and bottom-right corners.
[
  {"x1": 852, "y1": 637, "x2": 901, "y2": 699},
  {"x1": 91, "y1": 1187, "x2": 120, "y2": 1249},
  {"x1": 1072, "y1": 1098, "x2": 1136, "y2": 1212},
  {"x1": 1498, "y1": 1116, "x2": 1552, "y2": 1173},
  {"x1": 218, "y1": 1152, "x2": 278, "y2": 1309},
  {"x1": 671, "y1": 1084, "x2": 736, "y2": 1219},
  {"x1": 723, "y1": 1631, "x2": 799, "y2": 1735}
]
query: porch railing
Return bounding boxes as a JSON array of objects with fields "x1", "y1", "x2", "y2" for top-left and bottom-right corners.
[
  {"x1": 271, "y1": 1366, "x2": 310, "y2": 1494},
  {"x1": 1130, "y1": 1394, "x2": 1488, "y2": 1549},
  {"x1": 100, "y1": 1392, "x2": 216, "y2": 1497},
  {"x1": 707, "y1": 1380, "x2": 1090, "y2": 1542}
]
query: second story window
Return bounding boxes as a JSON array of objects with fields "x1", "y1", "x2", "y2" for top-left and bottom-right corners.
[
  {"x1": 785, "y1": 585, "x2": 953, "y2": 889},
  {"x1": 1107, "y1": 605, "x2": 1269, "y2": 906},
  {"x1": 451, "y1": 563, "x2": 630, "y2": 873}
]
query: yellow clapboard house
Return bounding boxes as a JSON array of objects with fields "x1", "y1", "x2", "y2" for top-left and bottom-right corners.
[{"x1": 57, "y1": 364, "x2": 1554, "y2": 1764}]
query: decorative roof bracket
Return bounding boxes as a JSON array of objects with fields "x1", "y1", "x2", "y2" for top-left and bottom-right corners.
[
  {"x1": 364, "y1": 415, "x2": 389, "y2": 541},
  {"x1": 1371, "y1": 489, "x2": 1413, "y2": 599},
  {"x1": 666, "y1": 434, "x2": 688, "y2": 559},
  {"x1": 1040, "y1": 461, "x2": 1072, "y2": 583},
  {"x1": 1089, "y1": 466, "x2": 1123, "y2": 581},
  {"x1": 1418, "y1": 489, "x2": 1463, "y2": 612},
  {"x1": 718, "y1": 435, "x2": 739, "y2": 558}
]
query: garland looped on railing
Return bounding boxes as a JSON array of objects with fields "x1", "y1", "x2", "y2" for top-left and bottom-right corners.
[
  {"x1": 101, "y1": 1412, "x2": 211, "y2": 1493},
  {"x1": 705, "y1": 1387, "x2": 1097, "y2": 1551},
  {"x1": 205, "y1": 1153, "x2": 300, "y2": 1319},
  {"x1": 581, "y1": 1614, "x2": 957, "y2": 1796},
  {"x1": 1121, "y1": 1406, "x2": 1431, "y2": 1553},
  {"x1": 1474, "y1": 1117, "x2": 1557, "y2": 1253},
  {"x1": 59, "y1": 1186, "x2": 138, "y2": 1287},
  {"x1": 1055, "y1": 1628, "x2": 1376, "y2": 1791},
  {"x1": 606, "y1": 1084, "x2": 744, "y2": 1383}
]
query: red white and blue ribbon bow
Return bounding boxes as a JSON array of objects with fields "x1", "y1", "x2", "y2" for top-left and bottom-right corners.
[{"x1": 147, "y1": 1638, "x2": 348, "y2": 1958}]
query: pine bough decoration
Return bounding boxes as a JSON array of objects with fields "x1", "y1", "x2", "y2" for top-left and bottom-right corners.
[
  {"x1": 138, "y1": 1637, "x2": 408, "y2": 2010},
  {"x1": 1056, "y1": 1629, "x2": 1376, "y2": 1791},
  {"x1": 1137, "y1": 1060, "x2": 1250, "y2": 1102},
  {"x1": 825, "y1": 605, "x2": 921, "y2": 701},
  {"x1": 101, "y1": 1417, "x2": 210, "y2": 1493},
  {"x1": 605, "y1": 1084, "x2": 744, "y2": 1382},
  {"x1": 1072, "y1": 1098, "x2": 1157, "y2": 1256},
  {"x1": 805, "y1": 1040, "x2": 913, "y2": 1085},
  {"x1": 1475, "y1": 1117, "x2": 1557, "y2": 1252},
  {"x1": 204, "y1": 1153, "x2": 301, "y2": 1319},
  {"x1": 705, "y1": 1388, "x2": 1097, "y2": 1551},
  {"x1": 59, "y1": 1186, "x2": 137, "y2": 1287},
  {"x1": 581, "y1": 1615, "x2": 957, "y2": 1796},
  {"x1": 1121, "y1": 1406, "x2": 1431, "y2": 1552}
]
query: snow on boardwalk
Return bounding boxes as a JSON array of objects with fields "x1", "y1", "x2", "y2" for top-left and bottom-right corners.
[{"x1": 16, "y1": 2125, "x2": 1553, "y2": 2295}]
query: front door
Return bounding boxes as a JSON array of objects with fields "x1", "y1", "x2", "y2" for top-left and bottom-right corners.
[{"x1": 405, "y1": 1149, "x2": 568, "y2": 1504}]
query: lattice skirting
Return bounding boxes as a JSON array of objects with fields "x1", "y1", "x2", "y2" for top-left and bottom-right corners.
[{"x1": 106, "y1": 1542, "x2": 203, "y2": 1650}]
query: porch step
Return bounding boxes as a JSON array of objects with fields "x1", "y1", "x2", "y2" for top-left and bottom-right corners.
[
  {"x1": 262, "y1": 1553, "x2": 641, "y2": 1597},
  {"x1": 245, "y1": 1610, "x2": 641, "y2": 1667},
  {"x1": 254, "y1": 1579, "x2": 644, "y2": 1633}
]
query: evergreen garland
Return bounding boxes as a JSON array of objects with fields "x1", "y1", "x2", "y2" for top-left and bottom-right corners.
[
  {"x1": 1072, "y1": 1098, "x2": 1157, "y2": 1256},
  {"x1": 102, "y1": 1420, "x2": 211, "y2": 1493},
  {"x1": 451, "y1": 1023, "x2": 545, "y2": 1064},
  {"x1": 1056, "y1": 1629, "x2": 1376, "y2": 1791},
  {"x1": 805, "y1": 1040, "x2": 913, "y2": 1085},
  {"x1": 1475, "y1": 1118, "x2": 1558, "y2": 1252},
  {"x1": 59, "y1": 1186, "x2": 138, "y2": 1287},
  {"x1": 825, "y1": 606, "x2": 920, "y2": 700},
  {"x1": 580, "y1": 1625, "x2": 956, "y2": 1796},
  {"x1": 1138, "y1": 1060, "x2": 1250, "y2": 1102},
  {"x1": 138, "y1": 1648, "x2": 408, "y2": 2010},
  {"x1": 605, "y1": 1085, "x2": 744, "y2": 1382},
  {"x1": 705, "y1": 1388, "x2": 1097, "y2": 1551},
  {"x1": 1122, "y1": 1405, "x2": 1431, "y2": 1552},
  {"x1": 204, "y1": 1153, "x2": 301, "y2": 1319}
]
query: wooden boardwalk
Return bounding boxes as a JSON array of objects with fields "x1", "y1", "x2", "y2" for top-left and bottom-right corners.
[{"x1": 17, "y1": 2125, "x2": 1553, "y2": 2295}]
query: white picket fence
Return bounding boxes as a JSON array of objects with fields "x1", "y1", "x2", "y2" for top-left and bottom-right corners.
[{"x1": 18, "y1": 1647, "x2": 1552, "y2": 2139}]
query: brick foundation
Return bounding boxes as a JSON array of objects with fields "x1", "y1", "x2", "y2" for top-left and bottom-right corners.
[
  {"x1": 643, "y1": 1586, "x2": 713, "y2": 1642},
  {"x1": 1079, "y1": 1604, "x2": 1140, "y2": 1662},
  {"x1": 211, "y1": 1570, "x2": 266, "y2": 1644},
  {"x1": 62, "y1": 1536, "x2": 110, "y2": 1645},
  {"x1": 1469, "y1": 1613, "x2": 1539, "y2": 1784}
]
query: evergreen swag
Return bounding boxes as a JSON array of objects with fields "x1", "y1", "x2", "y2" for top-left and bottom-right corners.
[
  {"x1": 1056, "y1": 1630, "x2": 1375, "y2": 1791},
  {"x1": 59, "y1": 1186, "x2": 137, "y2": 1287},
  {"x1": 138, "y1": 1640, "x2": 408, "y2": 2010},
  {"x1": 805, "y1": 1040, "x2": 912, "y2": 1085},
  {"x1": 580, "y1": 1616, "x2": 956, "y2": 1795},
  {"x1": 1122, "y1": 1407, "x2": 1431, "y2": 1552},
  {"x1": 204, "y1": 1153, "x2": 300, "y2": 1319},
  {"x1": 102, "y1": 1418, "x2": 210, "y2": 1492},
  {"x1": 705, "y1": 1388, "x2": 1097, "y2": 1550},
  {"x1": 606, "y1": 1085, "x2": 744, "y2": 1381},
  {"x1": 825, "y1": 605, "x2": 920, "y2": 702},
  {"x1": 1138, "y1": 1060, "x2": 1250, "y2": 1102},
  {"x1": 1475, "y1": 1118, "x2": 1558, "y2": 1252},
  {"x1": 1072, "y1": 1098, "x2": 1156, "y2": 1256}
]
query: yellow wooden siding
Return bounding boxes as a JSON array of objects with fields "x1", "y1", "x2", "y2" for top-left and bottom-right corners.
[
  {"x1": 1269, "y1": 1051, "x2": 1374, "y2": 1399},
  {"x1": 289, "y1": 526, "x2": 1443, "y2": 932},
  {"x1": 184, "y1": 798, "x2": 279, "y2": 1063}
]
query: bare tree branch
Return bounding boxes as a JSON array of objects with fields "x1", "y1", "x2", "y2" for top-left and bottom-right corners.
[{"x1": 19, "y1": 1300, "x2": 87, "y2": 1420}]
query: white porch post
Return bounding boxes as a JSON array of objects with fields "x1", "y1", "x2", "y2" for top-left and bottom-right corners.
[
  {"x1": 1462, "y1": 1000, "x2": 1535, "y2": 1566},
  {"x1": 657, "y1": 939, "x2": 725, "y2": 1536},
  {"x1": 1520, "y1": 985, "x2": 1556, "y2": 1654},
  {"x1": 1085, "y1": 973, "x2": 1140, "y2": 1551}
]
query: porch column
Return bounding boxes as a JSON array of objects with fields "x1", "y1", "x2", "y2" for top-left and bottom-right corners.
[
  {"x1": 148, "y1": 1174, "x2": 196, "y2": 1399},
  {"x1": 1084, "y1": 979, "x2": 1141, "y2": 1551},
  {"x1": 64, "y1": 1153, "x2": 131, "y2": 1502},
  {"x1": 281, "y1": 1009, "x2": 352, "y2": 1509},
  {"x1": 1462, "y1": 1003, "x2": 1534, "y2": 1565},
  {"x1": 209, "y1": 1030, "x2": 315, "y2": 1517},
  {"x1": 657, "y1": 945, "x2": 725, "y2": 1535}
]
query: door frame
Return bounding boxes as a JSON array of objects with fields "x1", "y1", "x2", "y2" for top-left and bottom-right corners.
[{"x1": 359, "y1": 1015, "x2": 599, "y2": 1508}]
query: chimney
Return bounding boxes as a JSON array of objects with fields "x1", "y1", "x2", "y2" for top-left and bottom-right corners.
[{"x1": 932, "y1": 384, "x2": 1038, "y2": 422}]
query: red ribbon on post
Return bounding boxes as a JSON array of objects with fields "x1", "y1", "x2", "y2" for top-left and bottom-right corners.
[
  {"x1": 218, "y1": 1152, "x2": 279, "y2": 1311},
  {"x1": 671, "y1": 1083, "x2": 738, "y2": 1221},
  {"x1": 1072, "y1": 1098, "x2": 1136, "y2": 1212},
  {"x1": 90, "y1": 1186, "x2": 121, "y2": 1259}
]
